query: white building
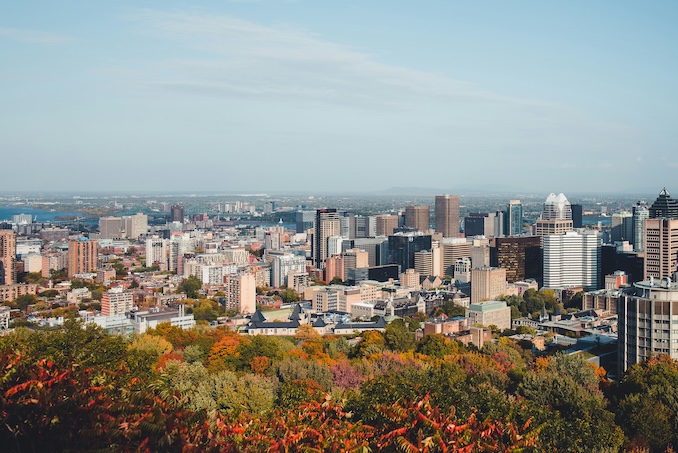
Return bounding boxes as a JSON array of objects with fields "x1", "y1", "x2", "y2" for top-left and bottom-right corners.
[
  {"x1": 466, "y1": 300, "x2": 511, "y2": 331},
  {"x1": 145, "y1": 236, "x2": 168, "y2": 270},
  {"x1": 543, "y1": 230, "x2": 601, "y2": 291},
  {"x1": 271, "y1": 253, "x2": 307, "y2": 288},
  {"x1": 101, "y1": 287, "x2": 134, "y2": 316}
]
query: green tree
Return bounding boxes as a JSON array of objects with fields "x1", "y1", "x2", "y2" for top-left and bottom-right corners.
[
  {"x1": 384, "y1": 318, "x2": 415, "y2": 352},
  {"x1": 178, "y1": 275, "x2": 203, "y2": 299},
  {"x1": 416, "y1": 334, "x2": 454, "y2": 358}
]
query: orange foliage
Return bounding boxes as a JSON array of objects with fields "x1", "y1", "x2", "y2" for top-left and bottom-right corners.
[
  {"x1": 206, "y1": 331, "x2": 248, "y2": 372},
  {"x1": 534, "y1": 356, "x2": 551, "y2": 371},
  {"x1": 155, "y1": 352, "x2": 184, "y2": 371},
  {"x1": 250, "y1": 356, "x2": 270, "y2": 374}
]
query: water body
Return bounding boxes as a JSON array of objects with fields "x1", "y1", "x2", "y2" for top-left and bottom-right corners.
[{"x1": 0, "y1": 206, "x2": 86, "y2": 223}]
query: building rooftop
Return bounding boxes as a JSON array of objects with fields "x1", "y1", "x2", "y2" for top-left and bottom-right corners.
[{"x1": 468, "y1": 300, "x2": 508, "y2": 312}]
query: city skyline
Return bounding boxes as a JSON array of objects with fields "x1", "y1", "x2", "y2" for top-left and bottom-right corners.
[{"x1": 2, "y1": 2, "x2": 677, "y2": 193}]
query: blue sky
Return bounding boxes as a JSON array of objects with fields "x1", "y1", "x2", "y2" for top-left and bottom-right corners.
[{"x1": 1, "y1": 1, "x2": 676, "y2": 194}]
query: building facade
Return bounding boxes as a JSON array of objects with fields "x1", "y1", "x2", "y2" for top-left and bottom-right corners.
[
  {"x1": 435, "y1": 195, "x2": 460, "y2": 238},
  {"x1": 543, "y1": 230, "x2": 601, "y2": 291},
  {"x1": 67, "y1": 238, "x2": 98, "y2": 278}
]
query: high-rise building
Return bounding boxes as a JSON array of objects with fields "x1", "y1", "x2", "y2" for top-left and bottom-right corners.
[
  {"x1": 146, "y1": 236, "x2": 168, "y2": 271},
  {"x1": 400, "y1": 268, "x2": 421, "y2": 289},
  {"x1": 99, "y1": 216, "x2": 124, "y2": 240},
  {"x1": 535, "y1": 193, "x2": 573, "y2": 237},
  {"x1": 440, "y1": 238, "x2": 472, "y2": 278},
  {"x1": 435, "y1": 195, "x2": 460, "y2": 238},
  {"x1": 101, "y1": 287, "x2": 134, "y2": 316},
  {"x1": 405, "y1": 205, "x2": 430, "y2": 232},
  {"x1": 471, "y1": 267, "x2": 507, "y2": 304},
  {"x1": 414, "y1": 247, "x2": 442, "y2": 278},
  {"x1": 618, "y1": 279, "x2": 678, "y2": 375},
  {"x1": 492, "y1": 236, "x2": 543, "y2": 284},
  {"x1": 464, "y1": 213, "x2": 488, "y2": 237},
  {"x1": 611, "y1": 212, "x2": 633, "y2": 243},
  {"x1": 570, "y1": 204, "x2": 583, "y2": 229},
  {"x1": 295, "y1": 210, "x2": 315, "y2": 234},
  {"x1": 376, "y1": 215, "x2": 399, "y2": 236},
  {"x1": 353, "y1": 237, "x2": 389, "y2": 267},
  {"x1": 170, "y1": 205, "x2": 185, "y2": 223},
  {"x1": 0, "y1": 230, "x2": 16, "y2": 285},
  {"x1": 543, "y1": 230, "x2": 601, "y2": 290},
  {"x1": 270, "y1": 253, "x2": 307, "y2": 288},
  {"x1": 649, "y1": 188, "x2": 678, "y2": 219},
  {"x1": 223, "y1": 273, "x2": 256, "y2": 315},
  {"x1": 313, "y1": 209, "x2": 340, "y2": 269},
  {"x1": 68, "y1": 238, "x2": 98, "y2": 277},
  {"x1": 506, "y1": 200, "x2": 523, "y2": 236},
  {"x1": 388, "y1": 232, "x2": 432, "y2": 272},
  {"x1": 466, "y1": 300, "x2": 511, "y2": 331},
  {"x1": 632, "y1": 201, "x2": 649, "y2": 252},
  {"x1": 124, "y1": 213, "x2": 148, "y2": 240},
  {"x1": 643, "y1": 218, "x2": 678, "y2": 281}
]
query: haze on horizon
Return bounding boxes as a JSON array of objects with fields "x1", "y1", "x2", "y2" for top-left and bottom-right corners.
[{"x1": 1, "y1": 1, "x2": 676, "y2": 194}]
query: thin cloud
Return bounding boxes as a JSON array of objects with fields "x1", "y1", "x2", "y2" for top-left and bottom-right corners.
[
  {"x1": 0, "y1": 27, "x2": 72, "y2": 44},
  {"x1": 128, "y1": 9, "x2": 540, "y2": 108}
]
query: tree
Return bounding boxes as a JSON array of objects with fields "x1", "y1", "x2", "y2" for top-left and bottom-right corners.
[
  {"x1": 384, "y1": 319, "x2": 415, "y2": 352},
  {"x1": 178, "y1": 275, "x2": 202, "y2": 299},
  {"x1": 417, "y1": 334, "x2": 454, "y2": 358},
  {"x1": 14, "y1": 294, "x2": 39, "y2": 311},
  {"x1": 329, "y1": 276, "x2": 344, "y2": 285}
]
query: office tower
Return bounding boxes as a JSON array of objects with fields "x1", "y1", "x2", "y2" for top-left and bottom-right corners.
[
  {"x1": 295, "y1": 210, "x2": 315, "y2": 233},
  {"x1": 440, "y1": 238, "x2": 472, "y2": 277},
  {"x1": 649, "y1": 188, "x2": 678, "y2": 219},
  {"x1": 223, "y1": 273, "x2": 256, "y2": 314},
  {"x1": 271, "y1": 253, "x2": 307, "y2": 288},
  {"x1": 376, "y1": 215, "x2": 399, "y2": 236},
  {"x1": 11, "y1": 214, "x2": 32, "y2": 225},
  {"x1": 471, "y1": 243, "x2": 491, "y2": 269},
  {"x1": 339, "y1": 213, "x2": 353, "y2": 238},
  {"x1": 534, "y1": 193, "x2": 573, "y2": 236},
  {"x1": 170, "y1": 205, "x2": 185, "y2": 223},
  {"x1": 491, "y1": 211, "x2": 505, "y2": 237},
  {"x1": 388, "y1": 232, "x2": 432, "y2": 272},
  {"x1": 124, "y1": 213, "x2": 148, "y2": 240},
  {"x1": 405, "y1": 205, "x2": 430, "y2": 232},
  {"x1": 571, "y1": 204, "x2": 583, "y2": 229},
  {"x1": 99, "y1": 216, "x2": 124, "y2": 240},
  {"x1": 543, "y1": 230, "x2": 601, "y2": 290},
  {"x1": 146, "y1": 236, "x2": 168, "y2": 271},
  {"x1": 68, "y1": 238, "x2": 98, "y2": 277},
  {"x1": 353, "y1": 237, "x2": 389, "y2": 267},
  {"x1": 506, "y1": 200, "x2": 523, "y2": 236},
  {"x1": 414, "y1": 247, "x2": 442, "y2": 277},
  {"x1": 492, "y1": 236, "x2": 542, "y2": 283},
  {"x1": 471, "y1": 267, "x2": 507, "y2": 304},
  {"x1": 632, "y1": 201, "x2": 649, "y2": 252},
  {"x1": 611, "y1": 212, "x2": 633, "y2": 243},
  {"x1": 0, "y1": 230, "x2": 16, "y2": 285},
  {"x1": 644, "y1": 218, "x2": 678, "y2": 281},
  {"x1": 618, "y1": 279, "x2": 678, "y2": 374},
  {"x1": 169, "y1": 234, "x2": 195, "y2": 272},
  {"x1": 435, "y1": 195, "x2": 460, "y2": 238},
  {"x1": 313, "y1": 209, "x2": 340, "y2": 269},
  {"x1": 464, "y1": 213, "x2": 488, "y2": 237},
  {"x1": 101, "y1": 287, "x2": 134, "y2": 316},
  {"x1": 341, "y1": 249, "x2": 369, "y2": 281}
]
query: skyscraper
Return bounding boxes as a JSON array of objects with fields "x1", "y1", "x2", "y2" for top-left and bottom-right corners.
[
  {"x1": 543, "y1": 230, "x2": 601, "y2": 290},
  {"x1": 376, "y1": 215, "x2": 399, "y2": 236},
  {"x1": 471, "y1": 267, "x2": 507, "y2": 304},
  {"x1": 649, "y1": 188, "x2": 678, "y2": 219},
  {"x1": 464, "y1": 212, "x2": 488, "y2": 237},
  {"x1": 435, "y1": 195, "x2": 460, "y2": 238},
  {"x1": 405, "y1": 205, "x2": 430, "y2": 232},
  {"x1": 534, "y1": 193, "x2": 573, "y2": 237},
  {"x1": 295, "y1": 210, "x2": 315, "y2": 233},
  {"x1": 170, "y1": 205, "x2": 185, "y2": 223},
  {"x1": 644, "y1": 218, "x2": 678, "y2": 281},
  {"x1": 506, "y1": 200, "x2": 523, "y2": 236},
  {"x1": 313, "y1": 209, "x2": 340, "y2": 269},
  {"x1": 0, "y1": 230, "x2": 16, "y2": 285},
  {"x1": 570, "y1": 204, "x2": 583, "y2": 229},
  {"x1": 388, "y1": 232, "x2": 432, "y2": 272},
  {"x1": 68, "y1": 238, "x2": 98, "y2": 277},
  {"x1": 493, "y1": 236, "x2": 542, "y2": 284},
  {"x1": 632, "y1": 201, "x2": 649, "y2": 252}
]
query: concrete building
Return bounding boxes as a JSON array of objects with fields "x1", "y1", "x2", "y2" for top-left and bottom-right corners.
[
  {"x1": 534, "y1": 193, "x2": 574, "y2": 237},
  {"x1": 0, "y1": 284, "x2": 37, "y2": 303},
  {"x1": 400, "y1": 268, "x2": 421, "y2": 289},
  {"x1": 0, "y1": 305, "x2": 10, "y2": 330},
  {"x1": 124, "y1": 213, "x2": 149, "y2": 240},
  {"x1": 0, "y1": 230, "x2": 16, "y2": 285},
  {"x1": 440, "y1": 238, "x2": 472, "y2": 278},
  {"x1": 611, "y1": 212, "x2": 633, "y2": 244},
  {"x1": 223, "y1": 273, "x2": 256, "y2": 315},
  {"x1": 644, "y1": 218, "x2": 678, "y2": 281},
  {"x1": 296, "y1": 210, "x2": 315, "y2": 234},
  {"x1": 388, "y1": 232, "x2": 432, "y2": 272},
  {"x1": 313, "y1": 209, "x2": 341, "y2": 270},
  {"x1": 271, "y1": 253, "x2": 307, "y2": 288},
  {"x1": 405, "y1": 205, "x2": 430, "y2": 232},
  {"x1": 145, "y1": 236, "x2": 168, "y2": 271},
  {"x1": 67, "y1": 238, "x2": 98, "y2": 278},
  {"x1": 170, "y1": 205, "x2": 185, "y2": 223},
  {"x1": 605, "y1": 270, "x2": 628, "y2": 290},
  {"x1": 414, "y1": 247, "x2": 442, "y2": 278},
  {"x1": 464, "y1": 212, "x2": 488, "y2": 237},
  {"x1": 435, "y1": 195, "x2": 460, "y2": 238},
  {"x1": 618, "y1": 279, "x2": 678, "y2": 374},
  {"x1": 99, "y1": 216, "x2": 125, "y2": 240},
  {"x1": 471, "y1": 267, "x2": 507, "y2": 304},
  {"x1": 649, "y1": 188, "x2": 678, "y2": 219},
  {"x1": 376, "y1": 215, "x2": 399, "y2": 236},
  {"x1": 466, "y1": 300, "x2": 511, "y2": 331},
  {"x1": 101, "y1": 287, "x2": 134, "y2": 316},
  {"x1": 543, "y1": 230, "x2": 601, "y2": 291},
  {"x1": 42, "y1": 251, "x2": 68, "y2": 278}
]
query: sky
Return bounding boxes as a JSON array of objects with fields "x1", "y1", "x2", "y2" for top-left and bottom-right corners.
[{"x1": 1, "y1": 1, "x2": 677, "y2": 195}]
